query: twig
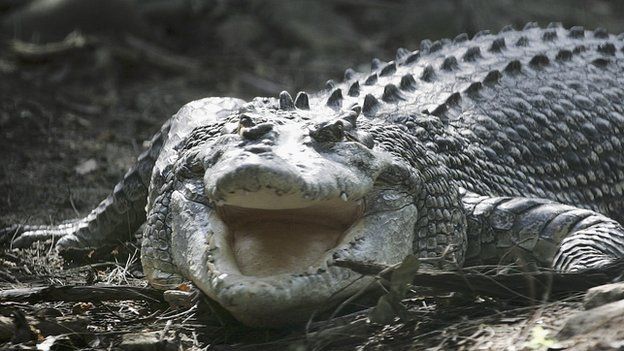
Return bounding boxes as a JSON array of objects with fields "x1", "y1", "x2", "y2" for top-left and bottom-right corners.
[
  {"x1": 333, "y1": 259, "x2": 624, "y2": 300},
  {"x1": 10, "y1": 31, "x2": 92, "y2": 62},
  {"x1": 0, "y1": 285, "x2": 164, "y2": 303},
  {"x1": 9, "y1": 31, "x2": 203, "y2": 75}
]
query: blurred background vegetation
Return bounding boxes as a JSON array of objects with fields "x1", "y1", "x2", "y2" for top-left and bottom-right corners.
[
  {"x1": 1, "y1": 0, "x2": 623, "y2": 222},
  {"x1": 2, "y1": 0, "x2": 623, "y2": 98}
]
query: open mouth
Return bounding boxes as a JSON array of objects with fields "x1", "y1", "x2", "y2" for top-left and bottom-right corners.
[
  {"x1": 168, "y1": 185, "x2": 417, "y2": 326},
  {"x1": 216, "y1": 199, "x2": 363, "y2": 277}
]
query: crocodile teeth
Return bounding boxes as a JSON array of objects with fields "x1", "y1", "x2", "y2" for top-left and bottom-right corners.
[{"x1": 340, "y1": 192, "x2": 348, "y2": 201}]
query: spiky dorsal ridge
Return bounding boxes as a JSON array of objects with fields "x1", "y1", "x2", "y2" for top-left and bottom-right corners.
[
  {"x1": 327, "y1": 89, "x2": 343, "y2": 108},
  {"x1": 325, "y1": 80, "x2": 337, "y2": 90},
  {"x1": 462, "y1": 46, "x2": 482, "y2": 62},
  {"x1": 380, "y1": 62, "x2": 397, "y2": 76},
  {"x1": 441, "y1": 56, "x2": 459, "y2": 71},
  {"x1": 364, "y1": 74, "x2": 378, "y2": 85},
  {"x1": 348, "y1": 81, "x2": 360, "y2": 97},
  {"x1": 542, "y1": 29, "x2": 558, "y2": 41},
  {"x1": 343, "y1": 68, "x2": 356, "y2": 81},
  {"x1": 504, "y1": 59, "x2": 522, "y2": 73},
  {"x1": 421, "y1": 24, "x2": 621, "y2": 121},
  {"x1": 420, "y1": 65, "x2": 436, "y2": 82},
  {"x1": 381, "y1": 84, "x2": 404, "y2": 102},
  {"x1": 489, "y1": 38, "x2": 506, "y2": 52},
  {"x1": 483, "y1": 70, "x2": 502, "y2": 85},
  {"x1": 464, "y1": 82, "x2": 483, "y2": 96},
  {"x1": 362, "y1": 94, "x2": 379, "y2": 116},
  {"x1": 529, "y1": 54, "x2": 550, "y2": 67},
  {"x1": 294, "y1": 92, "x2": 310, "y2": 110},
  {"x1": 556, "y1": 49, "x2": 573, "y2": 61},
  {"x1": 279, "y1": 91, "x2": 295, "y2": 110},
  {"x1": 399, "y1": 74, "x2": 417, "y2": 91},
  {"x1": 275, "y1": 22, "x2": 621, "y2": 122},
  {"x1": 396, "y1": 47, "x2": 411, "y2": 61}
]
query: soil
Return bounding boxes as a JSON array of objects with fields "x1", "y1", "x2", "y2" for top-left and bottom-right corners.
[{"x1": 1, "y1": 1, "x2": 624, "y2": 349}]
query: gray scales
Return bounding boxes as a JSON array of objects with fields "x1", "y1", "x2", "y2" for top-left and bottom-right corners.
[{"x1": 2, "y1": 22, "x2": 624, "y2": 327}]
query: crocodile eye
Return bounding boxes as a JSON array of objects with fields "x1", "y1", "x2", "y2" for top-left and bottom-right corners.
[
  {"x1": 310, "y1": 121, "x2": 344, "y2": 143},
  {"x1": 239, "y1": 114, "x2": 255, "y2": 128}
]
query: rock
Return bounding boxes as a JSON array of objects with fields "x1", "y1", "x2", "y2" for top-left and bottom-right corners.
[
  {"x1": 557, "y1": 299, "x2": 624, "y2": 339},
  {"x1": 583, "y1": 281, "x2": 624, "y2": 309},
  {"x1": 119, "y1": 331, "x2": 179, "y2": 351},
  {"x1": 163, "y1": 289, "x2": 195, "y2": 309}
]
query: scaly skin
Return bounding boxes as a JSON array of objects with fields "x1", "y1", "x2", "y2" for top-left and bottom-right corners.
[{"x1": 2, "y1": 22, "x2": 624, "y2": 326}]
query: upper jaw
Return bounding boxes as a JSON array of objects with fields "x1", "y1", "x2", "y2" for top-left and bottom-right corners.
[{"x1": 202, "y1": 150, "x2": 379, "y2": 207}]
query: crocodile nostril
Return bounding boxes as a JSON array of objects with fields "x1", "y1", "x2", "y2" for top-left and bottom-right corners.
[
  {"x1": 245, "y1": 145, "x2": 272, "y2": 154},
  {"x1": 242, "y1": 123, "x2": 273, "y2": 140}
]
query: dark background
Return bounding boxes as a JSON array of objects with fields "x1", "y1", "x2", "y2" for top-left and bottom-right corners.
[
  {"x1": 1, "y1": 0, "x2": 623, "y2": 253},
  {"x1": 4, "y1": 0, "x2": 623, "y2": 97}
]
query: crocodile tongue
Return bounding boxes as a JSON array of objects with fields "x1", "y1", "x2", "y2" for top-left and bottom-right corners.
[
  {"x1": 231, "y1": 220, "x2": 342, "y2": 277},
  {"x1": 218, "y1": 200, "x2": 362, "y2": 277}
]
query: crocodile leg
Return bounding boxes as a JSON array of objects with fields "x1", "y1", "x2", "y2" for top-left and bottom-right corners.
[
  {"x1": 0, "y1": 121, "x2": 170, "y2": 249},
  {"x1": 140, "y1": 173, "x2": 186, "y2": 289},
  {"x1": 461, "y1": 189, "x2": 624, "y2": 272}
]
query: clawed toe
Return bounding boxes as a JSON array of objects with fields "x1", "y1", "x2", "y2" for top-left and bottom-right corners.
[{"x1": 0, "y1": 224, "x2": 73, "y2": 249}]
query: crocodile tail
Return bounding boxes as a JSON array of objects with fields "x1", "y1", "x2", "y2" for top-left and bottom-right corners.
[{"x1": 1, "y1": 120, "x2": 171, "y2": 249}]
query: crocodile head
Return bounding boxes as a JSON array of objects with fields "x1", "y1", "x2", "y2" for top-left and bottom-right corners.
[{"x1": 151, "y1": 97, "x2": 422, "y2": 326}]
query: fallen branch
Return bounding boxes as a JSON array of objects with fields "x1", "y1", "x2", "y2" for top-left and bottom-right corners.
[
  {"x1": 9, "y1": 31, "x2": 202, "y2": 74},
  {"x1": 9, "y1": 31, "x2": 93, "y2": 62},
  {"x1": 0, "y1": 285, "x2": 164, "y2": 304},
  {"x1": 333, "y1": 258, "x2": 624, "y2": 301}
]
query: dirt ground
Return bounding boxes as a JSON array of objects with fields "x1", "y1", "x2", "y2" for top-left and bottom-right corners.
[{"x1": 1, "y1": 1, "x2": 624, "y2": 350}]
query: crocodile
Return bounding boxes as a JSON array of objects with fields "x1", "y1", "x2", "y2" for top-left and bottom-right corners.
[{"x1": 2, "y1": 22, "x2": 624, "y2": 327}]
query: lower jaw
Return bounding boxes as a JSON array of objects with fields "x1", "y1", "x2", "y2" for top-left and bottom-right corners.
[{"x1": 213, "y1": 265, "x2": 372, "y2": 327}]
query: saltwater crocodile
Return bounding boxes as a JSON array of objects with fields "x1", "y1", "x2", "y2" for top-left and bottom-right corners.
[{"x1": 2, "y1": 22, "x2": 624, "y2": 326}]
